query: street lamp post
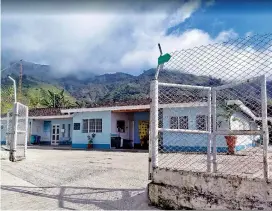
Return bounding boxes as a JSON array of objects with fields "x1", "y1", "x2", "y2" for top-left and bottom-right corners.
[{"x1": 8, "y1": 76, "x2": 17, "y2": 103}]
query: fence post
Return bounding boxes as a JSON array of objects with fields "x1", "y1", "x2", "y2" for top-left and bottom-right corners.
[
  {"x1": 148, "y1": 97, "x2": 153, "y2": 180},
  {"x1": 10, "y1": 102, "x2": 19, "y2": 162},
  {"x1": 207, "y1": 88, "x2": 212, "y2": 172},
  {"x1": 261, "y1": 75, "x2": 269, "y2": 181},
  {"x1": 150, "y1": 79, "x2": 159, "y2": 169},
  {"x1": 6, "y1": 111, "x2": 10, "y2": 148},
  {"x1": 212, "y1": 89, "x2": 217, "y2": 173},
  {"x1": 24, "y1": 105, "x2": 29, "y2": 158}
]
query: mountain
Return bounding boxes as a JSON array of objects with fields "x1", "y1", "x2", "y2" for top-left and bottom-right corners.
[
  {"x1": 3, "y1": 60, "x2": 271, "y2": 114},
  {"x1": 1, "y1": 63, "x2": 76, "y2": 113},
  {"x1": 1, "y1": 60, "x2": 221, "y2": 113}
]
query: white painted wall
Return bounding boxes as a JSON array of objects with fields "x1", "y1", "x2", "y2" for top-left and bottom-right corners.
[
  {"x1": 72, "y1": 111, "x2": 111, "y2": 147},
  {"x1": 31, "y1": 120, "x2": 44, "y2": 136},
  {"x1": 111, "y1": 112, "x2": 130, "y2": 140},
  {"x1": 230, "y1": 112, "x2": 260, "y2": 146},
  {"x1": 162, "y1": 106, "x2": 259, "y2": 149},
  {"x1": 162, "y1": 106, "x2": 212, "y2": 148}
]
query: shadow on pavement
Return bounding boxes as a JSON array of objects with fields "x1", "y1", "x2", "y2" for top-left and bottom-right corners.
[{"x1": 1, "y1": 185, "x2": 156, "y2": 210}]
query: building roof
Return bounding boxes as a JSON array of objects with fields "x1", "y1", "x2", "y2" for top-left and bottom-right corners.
[
  {"x1": 1, "y1": 99, "x2": 152, "y2": 119},
  {"x1": 1, "y1": 108, "x2": 68, "y2": 119},
  {"x1": 2, "y1": 97, "x2": 270, "y2": 120},
  {"x1": 84, "y1": 98, "x2": 152, "y2": 108},
  {"x1": 29, "y1": 108, "x2": 63, "y2": 117}
]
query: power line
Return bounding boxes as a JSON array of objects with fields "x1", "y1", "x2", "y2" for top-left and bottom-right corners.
[{"x1": 1, "y1": 61, "x2": 20, "y2": 72}]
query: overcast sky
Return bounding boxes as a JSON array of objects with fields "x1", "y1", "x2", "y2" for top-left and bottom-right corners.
[{"x1": 2, "y1": 0, "x2": 272, "y2": 76}]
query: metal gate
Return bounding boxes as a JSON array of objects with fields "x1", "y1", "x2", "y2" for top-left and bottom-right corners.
[
  {"x1": 1, "y1": 109, "x2": 13, "y2": 160},
  {"x1": 2, "y1": 102, "x2": 29, "y2": 161},
  {"x1": 149, "y1": 75, "x2": 270, "y2": 181},
  {"x1": 212, "y1": 75, "x2": 269, "y2": 179}
]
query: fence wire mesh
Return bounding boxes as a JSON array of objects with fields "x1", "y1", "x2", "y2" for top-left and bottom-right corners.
[
  {"x1": 158, "y1": 86, "x2": 211, "y2": 173},
  {"x1": 152, "y1": 34, "x2": 272, "y2": 180},
  {"x1": 1, "y1": 109, "x2": 13, "y2": 160},
  {"x1": 1, "y1": 103, "x2": 28, "y2": 161},
  {"x1": 15, "y1": 103, "x2": 29, "y2": 159}
]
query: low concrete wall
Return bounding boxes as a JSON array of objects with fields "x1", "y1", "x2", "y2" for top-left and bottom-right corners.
[{"x1": 148, "y1": 168, "x2": 272, "y2": 210}]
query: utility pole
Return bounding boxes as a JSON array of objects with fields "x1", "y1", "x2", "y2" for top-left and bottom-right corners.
[
  {"x1": 18, "y1": 59, "x2": 23, "y2": 101},
  {"x1": 54, "y1": 93, "x2": 56, "y2": 108},
  {"x1": 36, "y1": 88, "x2": 41, "y2": 107}
]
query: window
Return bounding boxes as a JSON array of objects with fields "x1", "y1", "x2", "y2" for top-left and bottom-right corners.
[
  {"x1": 211, "y1": 115, "x2": 214, "y2": 132},
  {"x1": 96, "y1": 119, "x2": 102, "y2": 133},
  {"x1": 62, "y1": 124, "x2": 65, "y2": 137},
  {"x1": 170, "y1": 117, "x2": 178, "y2": 129},
  {"x1": 159, "y1": 108, "x2": 163, "y2": 128},
  {"x1": 74, "y1": 123, "x2": 80, "y2": 130},
  {"x1": 82, "y1": 119, "x2": 88, "y2": 133},
  {"x1": 89, "y1": 119, "x2": 95, "y2": 133},
  {"x1": 196, "y1": 115, "x2": 207, "y2": 131},
  {"x1": 179, "y1": 116, "x2": 189, "y2": 129},
  {"x1": 117, "y1": 120, "x2": 125, "y2": 133},
  {"x1": 82, "y1": 119, "x2": 103, "y2": 133},
  {"x1": 68, "y1": 124, "x2": 71, "y2": 138},
  {"x1": 170, "y1": 116, "x2": 188, "y2": 129}
]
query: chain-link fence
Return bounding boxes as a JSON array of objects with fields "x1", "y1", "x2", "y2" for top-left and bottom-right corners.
[
  {"x1": 1, "y1": 102, "x2": 29, "y2": 161},
  {"x1": 15, "y1": 102, "x2": 29, "y2": 159},
  {"x1": 150, "y1": 34, "x2": 272, "y2": 181},
  {"x1": 1, "y1": 109, "x2": 13, "y2": 160}
]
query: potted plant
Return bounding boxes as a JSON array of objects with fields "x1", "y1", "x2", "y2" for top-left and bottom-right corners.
[
  {"x1": 87, "y1": 133, "x2": 96, "y2": 149},
  {"x1": 218, "y1": 103, "x2": 241, "y2": 155}
]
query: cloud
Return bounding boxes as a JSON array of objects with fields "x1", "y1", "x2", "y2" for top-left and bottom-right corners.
[
  {"x1": 163, "y1": 34, "x2": 272, "y2": 82},
  {"x1": 1, "y1": 0, "x2": 203, "y2": 76},
  {"x1": 245, "y1": 31, "x2": 253, "y2": 37},
  {"x1": 168, "y1": 0, "x2": 201, "y2": 28},
  {"x1": 3, "y1": 0, "x2": 269, "y2": 82},
  {"x1": 121, "y1": 29, "x2": 239, "y2": 71}
]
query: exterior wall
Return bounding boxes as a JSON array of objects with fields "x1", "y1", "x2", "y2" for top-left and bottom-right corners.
[
  {"x1": 148, "y1": 168, "x2": 272, "y2": 210},
  {"x1": 31, "y1": 120, "x2": 44, "y2": 136},
  {"x1": 30, "y1": 118, "x2": 73, "y2": 145},
  {"x1": 1, "y1": 120, "x2": 7, "y2": 145},
  {"x1": 162, "y1": 107, "x2": 258, "y2": 152},
  {"x1": 72, "y1": 111, "x2": 111, "y2": 149},
  {"x1": 162, "y1": 106, "x2": 210, "y2": 152},
  {"x1": 230, "y1": 112, "x2": 259, "y2": 149},
  {"x1": 133, "y1": 112, "x2": 150, "y2": 145},
  {"x1": 111, "y1": 112, "x2": 130, "y2": 140},
  {"x1": 50, "y1": 118, "x2": 73, "y2": 138}
]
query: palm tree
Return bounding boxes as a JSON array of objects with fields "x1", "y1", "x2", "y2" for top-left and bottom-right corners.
[
  {"x1": 40, "y1": 89, "x2": 72, "y2": 108},
  {"x1": 75, "y1": 100, "x2": 87, "y2": 108}
]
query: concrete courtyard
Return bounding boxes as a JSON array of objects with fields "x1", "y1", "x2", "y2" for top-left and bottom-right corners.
[{"x1": 1, "y1": 149, "x2": 157, "y2": 210}]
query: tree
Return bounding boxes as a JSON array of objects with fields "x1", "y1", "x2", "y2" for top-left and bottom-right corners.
[
  {"x1": 1, "y1": 86, "x2": 15, "y2": 113},
  {"x1": 40, "y1": 89, "x2": 73, "y2": 108},
  {"x1": 75, "y1": 100, "x2": 87, "y2": 108}
]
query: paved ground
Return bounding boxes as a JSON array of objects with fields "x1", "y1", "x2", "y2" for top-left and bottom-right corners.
[
  {"x1": 1, "y1": 149, "x2": 157, "y2": 210},
  {"x1": 159, "y1": 146, "x2": 272, "y2": 179}
]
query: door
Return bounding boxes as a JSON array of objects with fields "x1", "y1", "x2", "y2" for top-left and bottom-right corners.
[
  {"x1": 129, "y1": 121, "x2": 134, "y2": 141},
  {"x1": 51, "y1": 124, "x2": 60, "y2": 145},
  {"x1": 138, "y1": 121, "x2": 149, "y2": 149}
]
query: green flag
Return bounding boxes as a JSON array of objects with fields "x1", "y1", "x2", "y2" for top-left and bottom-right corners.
[{"x1": 158, "y1": 53, "x2": 171, "y2": 65}]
